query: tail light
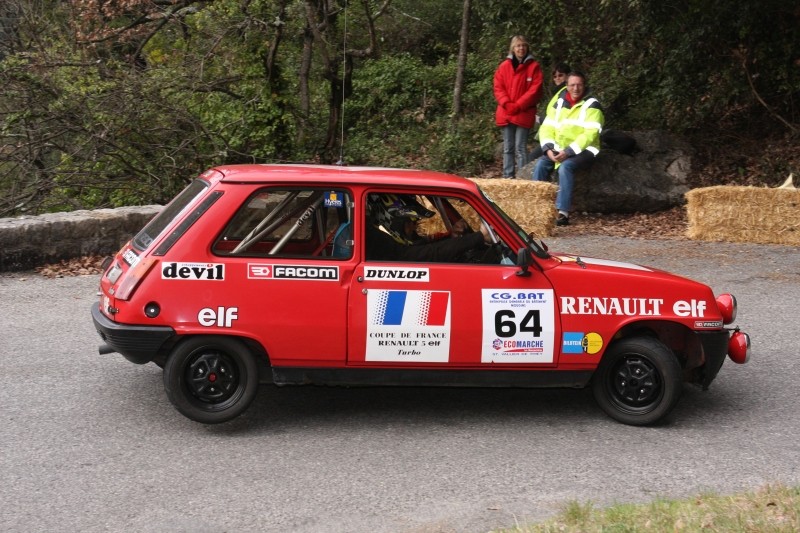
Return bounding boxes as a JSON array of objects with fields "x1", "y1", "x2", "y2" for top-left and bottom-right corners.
[{"x1": 114, "y1": 258, "x2": 157, "y2": 301}]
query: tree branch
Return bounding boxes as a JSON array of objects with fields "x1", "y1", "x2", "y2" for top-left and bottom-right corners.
[{"x1": 737, "y1": 48, "x2": 798, "y2": 133}]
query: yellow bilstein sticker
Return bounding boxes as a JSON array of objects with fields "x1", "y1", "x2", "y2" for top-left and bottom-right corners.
[{"x1": 582, "y1": 332, "x2": 604, "y2": 354}]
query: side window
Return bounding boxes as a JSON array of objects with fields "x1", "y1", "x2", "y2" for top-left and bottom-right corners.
[
  {"x1": 365, "y1": 192, "x2": 512, "y2": 264},
  {"x1": 213, "y1": 188, "x2": 353, "y2": 258}
]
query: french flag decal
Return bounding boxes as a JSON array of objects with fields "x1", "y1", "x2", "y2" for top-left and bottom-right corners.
[
  {"x1": 366, "y1": 290, "x2": 452, "y2": 362},
  {"x1": 373, "y1": 290, "x2": 449, "y2": 326}
]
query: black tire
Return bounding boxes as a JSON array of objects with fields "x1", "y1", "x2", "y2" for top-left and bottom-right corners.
[
  {"x1": 592, "y1": 336, "x2": 682, "y2": 426},
  {"x1": 163, "y1": 336, "x2": 259, "y2": 424}
]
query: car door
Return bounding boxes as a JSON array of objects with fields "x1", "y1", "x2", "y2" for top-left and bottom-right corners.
[
  {"x1": 346, "y1": 191, "x2": 560, "y2": 368},
  {"x1": 211, "y1": 186, "x2": 355, "y2": 366}
]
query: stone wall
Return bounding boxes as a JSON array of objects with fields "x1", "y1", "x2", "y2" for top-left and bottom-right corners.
[
  {"x1": 0, "y1": 132, "x2": 694, "y2": 272},
  {"x1": 0, "y1": 205, "x2": 162, "y2": 272},
  {"x1": 519, "y1": 130, "x2": 691, "y2": 213}
]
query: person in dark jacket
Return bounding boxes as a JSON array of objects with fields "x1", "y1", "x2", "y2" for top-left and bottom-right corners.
[
  {"x1": 493, "y1": 35, "x2": 544, "y2": 178},
  {"x1": 529, "y1": 62, "x2": 572, "y2": 162}
]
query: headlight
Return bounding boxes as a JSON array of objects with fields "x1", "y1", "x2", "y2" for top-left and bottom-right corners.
[{"x1": 716, "y1": 293, "x2": 737, "y2": 324}]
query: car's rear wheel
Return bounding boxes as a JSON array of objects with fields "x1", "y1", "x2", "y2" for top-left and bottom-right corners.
[
  {"x1": 592, "y1": 336, "x2": 682, "y2": 426},
  {"x1": 163, "y1": 336, "x2": 258, "y2": 424}
]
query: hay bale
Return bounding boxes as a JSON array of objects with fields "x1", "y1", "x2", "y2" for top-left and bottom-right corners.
[
  {"x1": 686, "y1": 186, "x2": 800, "y2": 246},
  {"x1": 469, "y1": 178, "x2": 558, "y2": 237}
]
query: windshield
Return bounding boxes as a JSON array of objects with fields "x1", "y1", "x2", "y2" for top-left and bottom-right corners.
[
  {"x1": 132, "y1": 179, "x2": 209, "y2": 251},
  {"x1": 477, "y1": 187, "x2": 550, "y2": 258}
]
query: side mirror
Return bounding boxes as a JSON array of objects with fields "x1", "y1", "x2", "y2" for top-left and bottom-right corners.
[
  {"x1": 528, "y1": 232, "x2": 548, "y2": 251},
  {"x1": 515, "y1": 247, "x2": 532, "y2": 277}
]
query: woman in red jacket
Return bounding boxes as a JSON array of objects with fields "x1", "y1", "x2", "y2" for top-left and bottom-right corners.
[{"x1": 493, "y1": 35, "x2": 543, "y2": 178}]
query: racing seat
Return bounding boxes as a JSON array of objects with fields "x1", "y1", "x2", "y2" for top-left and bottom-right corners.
[{"x1": 331, "y1": 221, "x2": 353, "y2": 258}]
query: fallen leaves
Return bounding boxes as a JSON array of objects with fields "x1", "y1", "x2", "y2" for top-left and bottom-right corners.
[
  {"x1": 36, "y1": 255, "x2": 106, "y2": 278},
  {"x1": 563, "y1": 207, "x2": 688, "y2": 240}
]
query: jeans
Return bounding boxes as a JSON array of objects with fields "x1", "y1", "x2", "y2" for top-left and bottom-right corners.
[
  {"x1": 502, "y1": 124, "x2": 529, "y2": 178},
  {"x1": 532, "y1": 151, "x2": 595, "y2": 212}
]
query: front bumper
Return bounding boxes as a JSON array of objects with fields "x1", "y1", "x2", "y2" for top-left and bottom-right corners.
[
  {"x1": 697, "y1": 329, "x2": 750, "y2": 389},
  {"x1": 91, "y1": 304, "x2": 176, "y2": 364}
]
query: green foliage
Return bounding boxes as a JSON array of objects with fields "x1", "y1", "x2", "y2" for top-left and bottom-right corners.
[
  {"x1": 427, "y1": 116, "x2": 498, "y2": 175},
  {"x1": 342, "y1": 54, "x2": 497, "y2": 174},
  {"x1": 0, "y1": 0, "x2": 797, "y2": 216}
]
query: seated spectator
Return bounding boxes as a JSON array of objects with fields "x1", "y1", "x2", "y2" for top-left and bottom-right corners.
[{"x1": 531, "y1": 70, "x2": 605, "y2": 226}]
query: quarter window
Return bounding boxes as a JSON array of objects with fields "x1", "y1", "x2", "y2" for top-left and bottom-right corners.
[{"x1": 213, "y1": 188, "x2": 353, "y2": 259}]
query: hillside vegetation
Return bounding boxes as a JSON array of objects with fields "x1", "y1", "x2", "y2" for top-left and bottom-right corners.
[{"x1": 0, "y1": 0, "x2": 797, "y2": 216}]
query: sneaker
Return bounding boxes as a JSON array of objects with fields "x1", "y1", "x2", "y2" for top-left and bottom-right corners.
[{"x1": 555, "y1": 213, "x2": 570, "y2": 226}]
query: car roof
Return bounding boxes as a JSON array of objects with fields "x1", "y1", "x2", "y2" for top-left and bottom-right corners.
[{"x1": 209, "y1": 164, "x2": 479, "y2": 192}]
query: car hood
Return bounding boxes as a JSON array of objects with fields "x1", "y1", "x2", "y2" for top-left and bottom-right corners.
[{"x1": 546, "y1": 251, "x2": 715, "y2": 297}]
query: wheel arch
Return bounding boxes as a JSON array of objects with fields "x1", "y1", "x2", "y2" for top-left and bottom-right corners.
[
  {"x1": 164, "y1": 333, "x2": 273, "y2": 382},
  {"x1": 607, "y1": 319, "x2": 704, "y2": 377}
]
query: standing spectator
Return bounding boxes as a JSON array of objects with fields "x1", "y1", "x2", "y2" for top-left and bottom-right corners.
[
  {"x1": 531, "y1": 70, "x2": 604, "y2": 226},
  {"x1": 493, "y1": 35, "x2": 543, "y2": 178}
]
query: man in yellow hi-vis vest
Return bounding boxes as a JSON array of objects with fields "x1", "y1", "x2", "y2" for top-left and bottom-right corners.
[{"x1": 532, "y1": 70, "x2": 605, "y2": 226}]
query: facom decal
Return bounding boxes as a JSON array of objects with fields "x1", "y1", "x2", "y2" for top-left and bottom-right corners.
[
  {"x1": 248, "y1": 264, "x2": 272, "y2": 278},
  {"x1": 560, "y1": 296, "x2": 664, "y2": 316},
  {"x1": 365, "y1": 290, "x2": 451, "y2": 362},
  {"x1": 481, "y1": 289, "x2": 555, "y2": 363},
  {"x1": 562, "y1": 332, "x2": 604, "y2": 355},
  {"x1": 198, "y1": 307, "x2": 239, "y2": 328},
  {"x1": 363, "y1": 267, "x2": 430, "y2": 282},
  {"x1": 162, "y1": 262, "x2": 225, "y2": 281},
  {"x1": 247, "y1": 263, "x2": 339, "y2": 281},
  {"x1": 324, "y1": 191, "x2": 345, "y2": 208},
  {"x1": 122, "y1": 249, "x2": 140, "y2": 268},
  {"x1": 695, "y1": 320, "x2": 723, "y2": 329}
]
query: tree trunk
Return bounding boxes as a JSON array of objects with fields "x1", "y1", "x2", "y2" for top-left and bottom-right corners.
[
  {"x1": 452, "y1": 0, "x2": 471, "y2": 123},
  {"x1": 264, "y1": 0, "x2": 287, "y2": 91},
  {"x1": 297, "y1": 25, "x2": 314, "y2": 145}
]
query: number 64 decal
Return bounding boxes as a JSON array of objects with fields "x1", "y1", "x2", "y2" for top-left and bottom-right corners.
[{"x1": 494, "y1": 309, "x2": 542, "y2": 338}]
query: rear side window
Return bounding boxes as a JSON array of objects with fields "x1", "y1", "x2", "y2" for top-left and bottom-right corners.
[
  {"x1": 132, "y1": 179, "x2": 209, "y2": 251},
  {"x1": 213, "y1": 188, "x2": 353, "y2": 259}
]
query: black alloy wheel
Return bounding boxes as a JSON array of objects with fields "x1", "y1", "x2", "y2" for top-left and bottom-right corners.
[
  {"x1": 164, "y1": 336, "x2": 259, "y2": 424},
  {"x1": 592, "y1": 336, "x2": 683, "y2": 426}
]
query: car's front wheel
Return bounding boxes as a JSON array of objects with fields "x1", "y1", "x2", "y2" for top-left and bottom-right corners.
[
  {"x1": 163, "y1": 336, "x2": 259, "y2": 424},
  {"x1": 592, "y1": 336, "x2": 682, "y2": 426}
]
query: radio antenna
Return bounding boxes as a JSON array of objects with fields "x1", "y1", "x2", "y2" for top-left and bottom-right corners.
[{"x1": 335, "y1": 3, "x2": 348, "y2": 166}]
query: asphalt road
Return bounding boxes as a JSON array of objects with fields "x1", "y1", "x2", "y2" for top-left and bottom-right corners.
[{"x1": 1, "y1": 235, "x2": 798, "y2": 533}]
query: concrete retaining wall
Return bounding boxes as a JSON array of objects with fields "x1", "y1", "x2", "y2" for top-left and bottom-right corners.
[{"x1": 0, "y1": 205, "x2": 162, "y2": 272}]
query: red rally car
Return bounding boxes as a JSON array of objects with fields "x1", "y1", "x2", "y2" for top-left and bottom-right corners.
[{"x1": 91, "y1": 164, "x2": 750, "y2": 426}]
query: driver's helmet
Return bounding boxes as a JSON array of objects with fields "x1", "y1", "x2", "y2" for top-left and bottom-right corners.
[{"x1": 367, "y1": 193, "x2": 434, "y2": 244}]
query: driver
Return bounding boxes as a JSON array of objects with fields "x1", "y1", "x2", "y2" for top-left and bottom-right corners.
[{"x1": 365, "y1": 194, "x2": 491, "y2": 262}]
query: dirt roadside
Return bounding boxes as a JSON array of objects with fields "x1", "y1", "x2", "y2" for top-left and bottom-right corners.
[{"x1": 556, "y1": 206, "x2": 688, "y2": 240}]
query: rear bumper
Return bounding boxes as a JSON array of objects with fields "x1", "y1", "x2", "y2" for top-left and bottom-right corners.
[{"x1": 91, "y1": 304, "x2": 175, "y2": 364}]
